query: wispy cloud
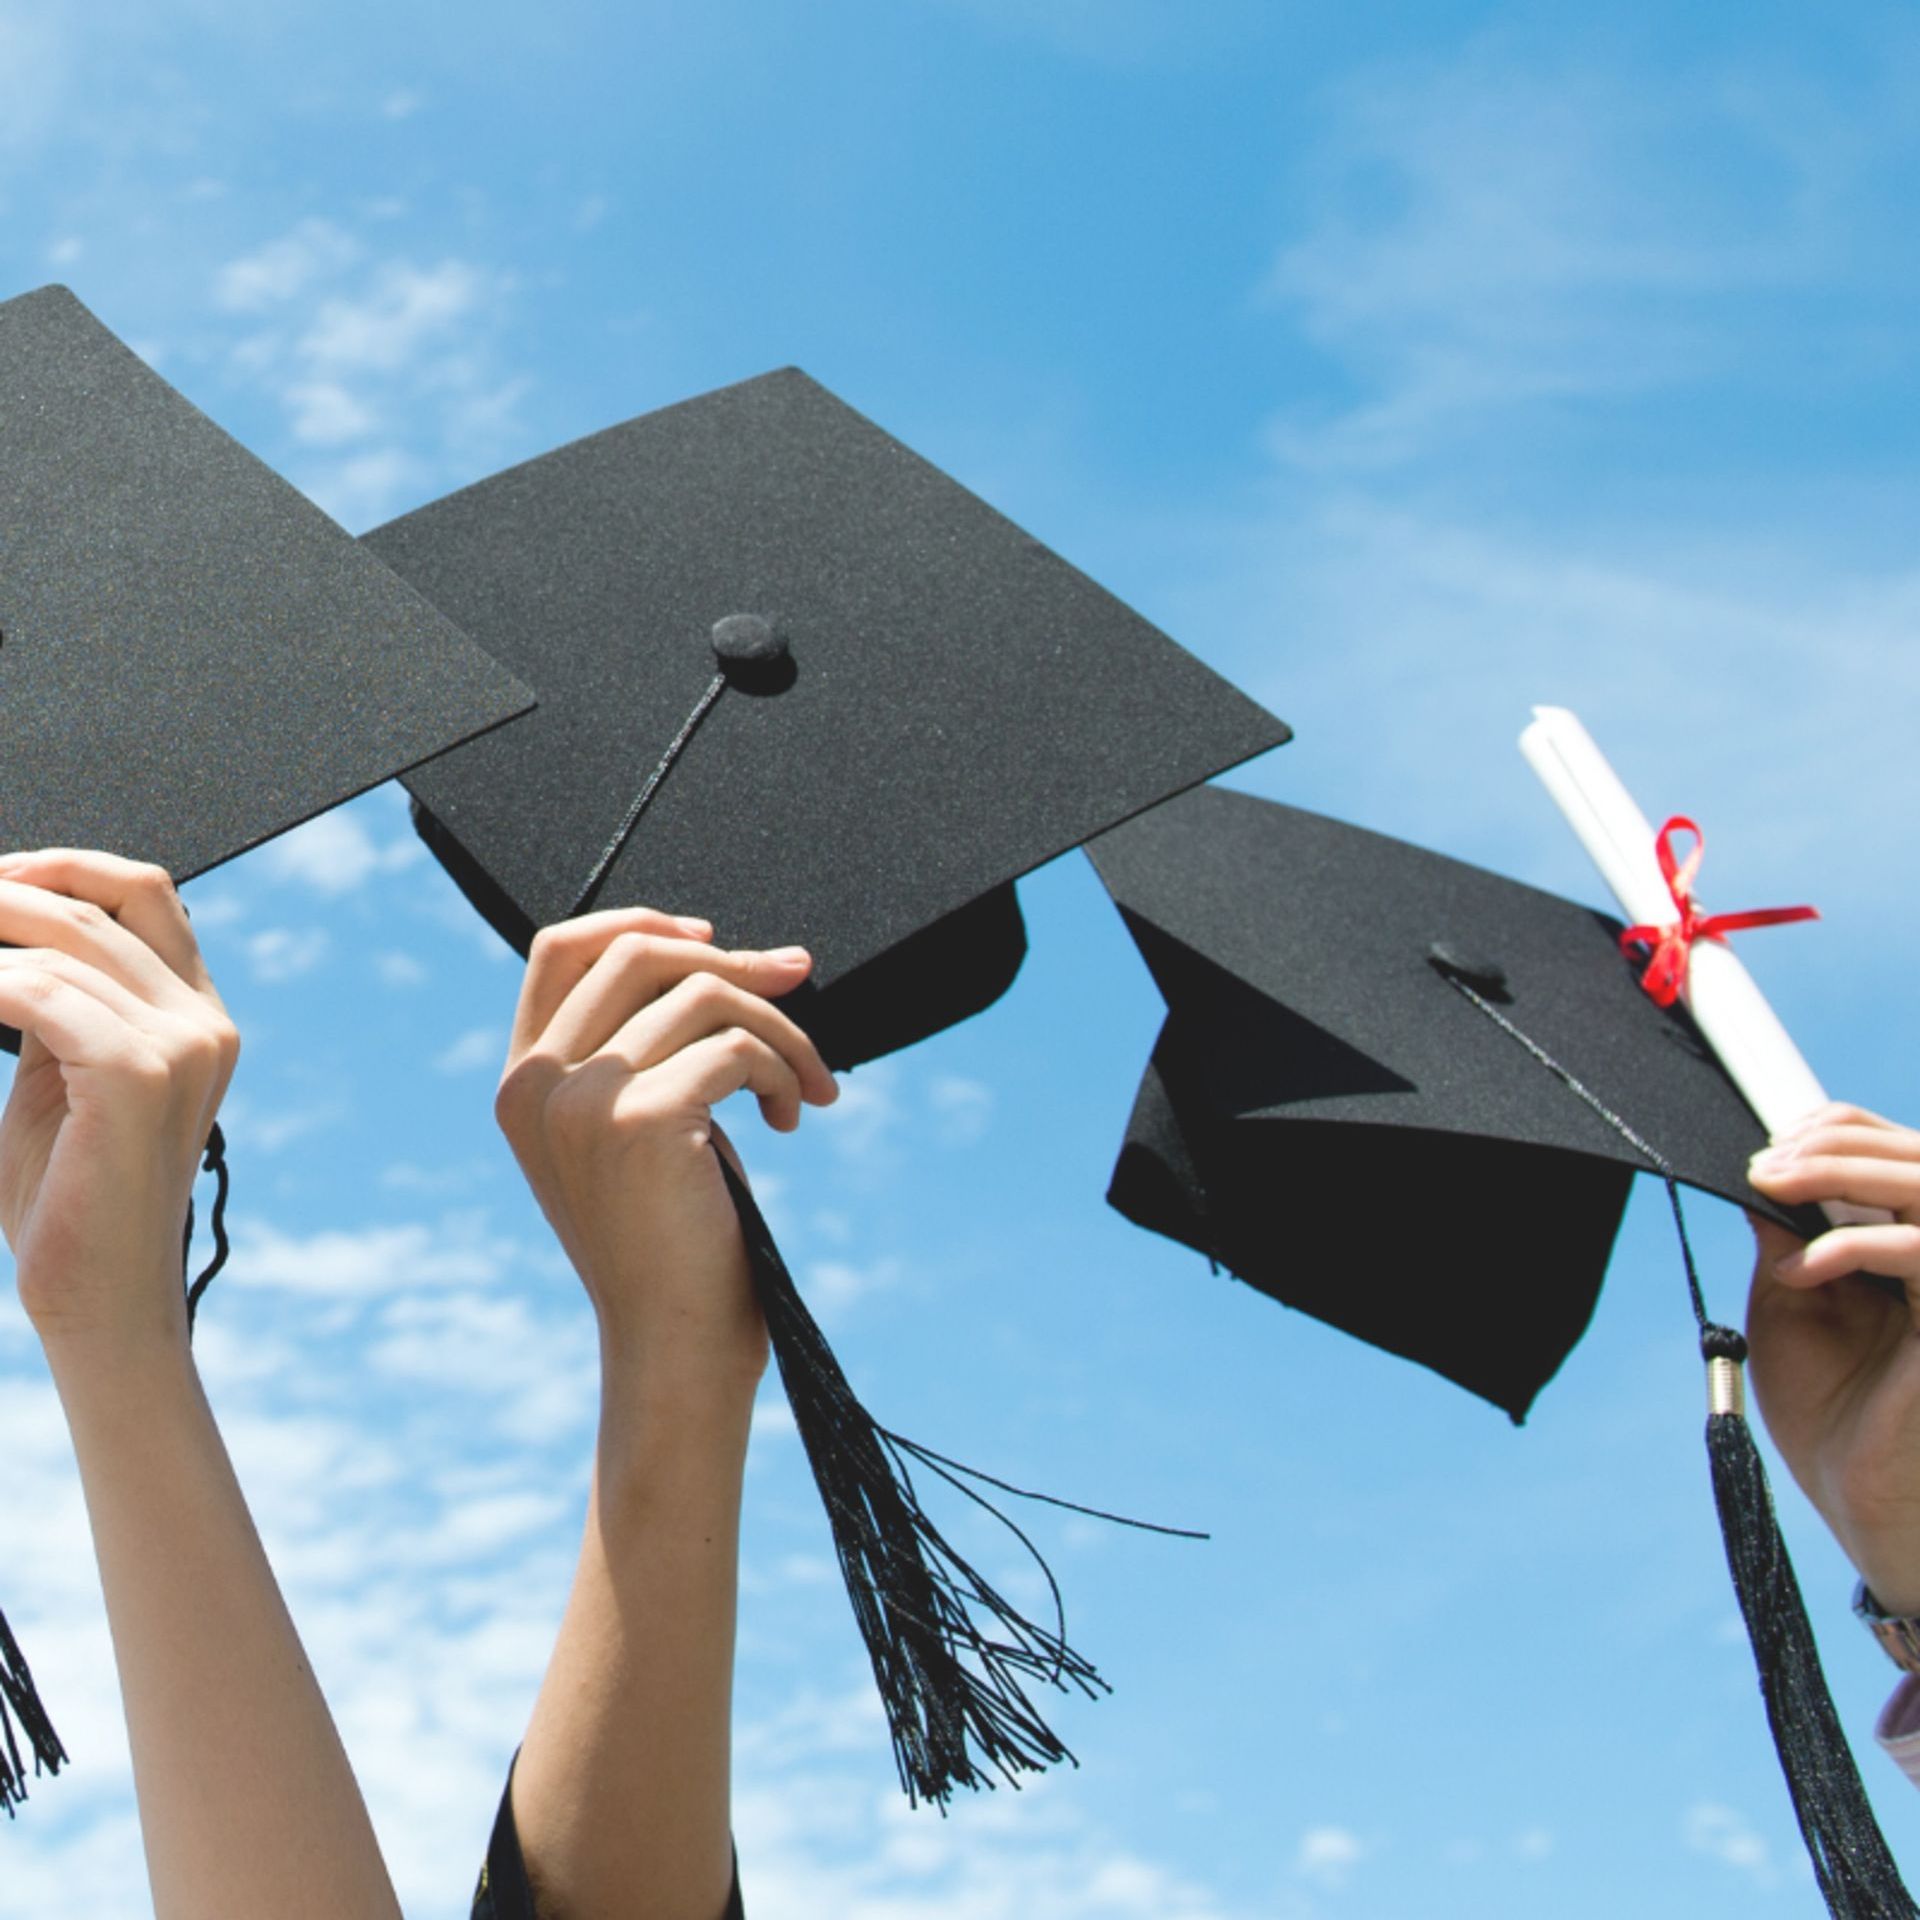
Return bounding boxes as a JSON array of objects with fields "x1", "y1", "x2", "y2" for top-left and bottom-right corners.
[
  {"x1": 433, "y1": 1026, "x2": 504, "y2": 1076},
  {"x1": 228, "y1": 1216, "x2": 516, "y2": 1296},
  {"x1": 264, "y1": 812, "x2": 422, "y2": 895},
  {"x1": 1683, "y1": 1800, "x2": 1778, "y2": 1888},
  {"x1": 214, "y1": 218, "x2": 360, "y2": 316},
  {"x1": 211, "y1": 220, "x2": 527, "y2": 528},
  {"x1": 1295, "y1": 1823, "x2": 1365, "y2": 1891},
  {"x1": 245, "y1": 925, "x2": 330, "y2": 983},
  {"x1": 1265, "y1": 45, "x2": 1858, "y2": 471}
]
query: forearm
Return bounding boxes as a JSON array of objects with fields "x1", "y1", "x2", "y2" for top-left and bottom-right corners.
[
  {"x1": 45, "y1": 1324, "x2": 399, "y2": 1920},
  {"x1": 510, "y1": 1349, "x2": 754, "y2": 1920}
]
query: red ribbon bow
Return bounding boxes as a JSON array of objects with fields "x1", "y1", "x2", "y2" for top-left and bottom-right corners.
[{"x1": 1618, "y1": 816, "x2": 1819, "y2": 1007}]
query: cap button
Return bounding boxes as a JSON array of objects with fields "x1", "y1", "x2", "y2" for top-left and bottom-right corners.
[
  {"x1": 1427, "y1": 941, "x2": 1511, "y2": 1002},
  {"x1": 711, "y1": 613, "x2": 789, "y2": 667}
]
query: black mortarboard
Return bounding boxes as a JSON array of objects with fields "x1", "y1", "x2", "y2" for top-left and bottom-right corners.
[
  {"x1": 0, "y1": 284, "x2": 532, "y2": 1812},
  {"x1": 1093, "y1": 786, "x2": 1915, "y2": 1920},
  {"x1": 358, "y1": 373, "x2": 1288, "y2": 1806},
  {"x1": 0, "y1": 285, "x2": 532, "y2": 883},
  {"x1": 362, "y1": 367, "x2": 1288, "y2": 1068},
  {"x1": 1091, "y1": 784, "x2": 1815, "y2": 1423}
]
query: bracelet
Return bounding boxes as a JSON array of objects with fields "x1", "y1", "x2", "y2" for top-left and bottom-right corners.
[{"x1": 1853, "y1": 1580, "x2": 1920, "y2": 1676}]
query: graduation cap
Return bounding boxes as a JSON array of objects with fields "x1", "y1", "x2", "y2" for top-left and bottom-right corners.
[
  {"x1": 0, "y1": 284, "x2": 534, "y2": 1810},
  {"x1": 1090, "y1": 785, "x2": 1817, "y2": 1421},
  {"x1": 358, "y1": 370, "x2": 1289, "y2": 1802},
  {"x1": 363, "y1": 367, "x2": 1288, "y2": 1068},
  {"x1": 1093, "y1": 785, "x2": 1914, "y2": 1919}
]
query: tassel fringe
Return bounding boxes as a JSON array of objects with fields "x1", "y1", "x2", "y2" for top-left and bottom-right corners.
[
  {"x1": 715, "y1": 1150, "x2": 1199, "y2": 1807},
  {"x1": 1432, "y1": 958, "x2": 1917, "y2": 1916},
  {"x1": 1701, "y1": 1321, "x2": 1919, "y2": 1918},
  {"x1": 0, "y1": 1609, "x2": 65, "y2": 1816}
]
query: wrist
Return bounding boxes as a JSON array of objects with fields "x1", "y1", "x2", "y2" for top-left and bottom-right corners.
[
  {"x1": 34, "y1": 1282, "x2": 193, "y2": 1388},
  {"x1": 596, "y1": 1349, "x2": 758, "y2": 1477}
]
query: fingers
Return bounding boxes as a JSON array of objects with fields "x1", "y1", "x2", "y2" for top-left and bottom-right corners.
[
  {"x1": 511, "y1": 908, "x2": 716, "y2": 1055},
  {"x1": 0, "y1": 964, "x2": 167, "y2": 1078},
  {"x1": 0, "y1": 948, "x2": 173, "y2": 1035},
  {"x1": 0, "y1": 849, "x2": 210, "y2": 990},
  {"x1": 0, "y1": 874, "x2": 200, "y2": 1012},
  {"x1": 539, "y1": 936, "x2": 824, "y2": 1080},
  {"x1": 1771, "y1": 1224, "x2": 1920, "y2": 1293},
  {"x1": 615, "y1": 1027, "x2": 810, "y2": 1135},
  {"x1": 1750, "y1": 1126, "x2": 1920, "y2": 1221},
  {"x1": 597, "y1": 974, "x2": 838, "y2": 1124}
]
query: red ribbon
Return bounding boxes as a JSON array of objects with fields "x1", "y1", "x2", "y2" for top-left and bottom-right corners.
[{"x1": 1618, "y1": 816, "x2": 1819, "y2": 1007}]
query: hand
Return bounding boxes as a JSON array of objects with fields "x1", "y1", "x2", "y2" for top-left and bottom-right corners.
[
  {"x1": 1746, "y1": 1102, "x2": 1920, "y2": 1613},
  {"x1": 0, "y1": 850, "x2": 237, "y2": 1354},
  {"x1": 493, "y1": 908, "x2": 839, "y2": 1393}
]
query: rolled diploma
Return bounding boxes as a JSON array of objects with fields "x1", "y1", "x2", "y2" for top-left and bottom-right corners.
[{"x1": 1520, "y1": 705, "x2": 1884, "y2": 1231}]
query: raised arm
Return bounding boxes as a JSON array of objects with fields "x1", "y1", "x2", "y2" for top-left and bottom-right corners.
[
  {"x1": 488, "y1": 909, "x2": 837, "y2": 1920},
  {"x1": 0, "y1": 849, "x2": 400, "y2": 1920}
]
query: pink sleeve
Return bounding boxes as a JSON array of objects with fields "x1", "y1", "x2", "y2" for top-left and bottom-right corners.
[{"x1": 1876, "y1": 1677, "x2": 1920, "y2": 1789}]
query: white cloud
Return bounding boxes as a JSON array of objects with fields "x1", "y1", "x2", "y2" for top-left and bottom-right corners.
[
  {"x1": 368, "y1": 1288, "x2": 597, "y2": 1446},
  {"x1": 1683, "y1": 1801, "x2": 1777, "y2": 1887},
  {"x1": 375, "y1": 949, "x2": 429, "y2": 987},
  {"x1": 299, "y1": 259, "x2": 483, "y2": 375},
  {"x1": 0, "y1": 10, "x2": 69, "y2": 152},
  {"x1": 46, "y1": 235, "x2": 82, "y2": 266},
  {"x1": 214, "y1": 218, "x2": 360, "y2": 314},
  {"x1": 214, "y1": 221, "x2": 525, "y2": 531},
  {"x1": 433, "y1": 1026, "x2": 503, "y2": 1076},
  {"x1": 802, "y1": 1256, "x2": 901, "y2": 1318},
  {"x1": 816, "y1": 1060, "x2": 901, "y2": 1165},
  {"x1": 1295, "y1": 1824, "x2": 1365, "y2": 1890},
  {"x1": 300, "y1": 446, "x2": 421, "y2": 528},
  {"x1": 380, "y1": 87, "x2": 424, "y2": 121},
  {"x1": 217, "y1": 1092, "x2": 347, "y2": 1154},
  {"x1": 285, "y1": 378, "x2": 378, "y2": 446},
  {"x1": 1265, "y1": 49, "x2": 1842, "y2": 470},
  {"x1": 929, "y1": 1074, "x2": 994, "y2": 1146},
  {"x1": 245, "y1": 925, "x2": 330, "y2": 982},
  {"x1": 228, "y1": 1217, "x2": 515, "y2": 1297},
  {"x1": 264, "y1": 812, "x2": 419, "y2": 895}
]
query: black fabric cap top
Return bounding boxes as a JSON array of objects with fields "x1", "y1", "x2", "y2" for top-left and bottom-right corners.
[
  {"x1": 0, "y1": 286, "x2": 533, "y2": 881},
  {"x1": 1090, "y1": 786, "x2": 1818, "y2": 1422},
  {"x1": 365, "y1": 369, "x2": 1289, "y2": 1067}
]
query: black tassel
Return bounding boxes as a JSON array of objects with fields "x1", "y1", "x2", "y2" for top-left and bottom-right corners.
[
  {"x1": 0, "y1": 1607, "x2": 65, "y2": 1816},
  {"x1": 183, "y1": 1122, "x2": 231, "y2": 1336},
  {"x1": 714, "y1": 1150, "x2": 1200, "y2": 1807},
  {"x1": 1697, "y1": 1312, "x2": 1918, "y2": 1916},
  {"x1": 1434, "y1": 961, "x2": 1918, "y2": 1915}
]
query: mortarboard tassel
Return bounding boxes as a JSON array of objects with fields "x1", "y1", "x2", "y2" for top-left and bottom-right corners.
[
  {"x1": 181, "y1": 1121, "x2": 232, "y2": 1334},
  {"x1": 0, "y1": 1606, "x2": 65, "y2": 1816},
  {"x1": 1435, "y1": 960, "x2": 1918, "y2": 1917},
  {"x1": 714, "y1": 1151, "x2": 1201, "y2": 1807},
  {"x1": 0, "y1": 1122, "x2": 230, "y2": 1820}
]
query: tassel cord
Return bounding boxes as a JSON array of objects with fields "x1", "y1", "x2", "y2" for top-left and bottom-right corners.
[
  {"x1": 184, "y1": 1122, "x2": 231, "y2": 1334},
  {"x1": 719, "y1": 1147, "x2": 1196, "y2": 1807},
  {"x1": 1436, "y1": 963, "x2": 1918, "y2": 1918}
]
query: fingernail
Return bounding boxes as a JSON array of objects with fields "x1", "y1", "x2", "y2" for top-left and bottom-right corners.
[
  {"x1": 677, "y1": 916, "x2": 713, "y2": 935},
  {"x1": 1775, "y1": 1248, "x2": 1807, "y2": 1279},
  {"x1": 1749, "y1": 1146, "x2": 1793, "y2": 1175},
  {"x1": 769, "y1": 946, "x2": 810, "y2": 965}
]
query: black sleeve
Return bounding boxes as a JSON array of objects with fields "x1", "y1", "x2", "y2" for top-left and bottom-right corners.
[{"x1": 471, "y1": 1755, "x2": 744, "y2": 1920}]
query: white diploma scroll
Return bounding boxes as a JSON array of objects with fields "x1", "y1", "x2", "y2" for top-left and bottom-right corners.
[{"x1": 1520, "y1": 705, "x2": 1884, "y2": 1231}]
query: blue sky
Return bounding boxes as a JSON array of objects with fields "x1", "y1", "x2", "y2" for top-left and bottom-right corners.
[{"x1": 3, "y1": 3, "x2": 1920, "y2": 1915}]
